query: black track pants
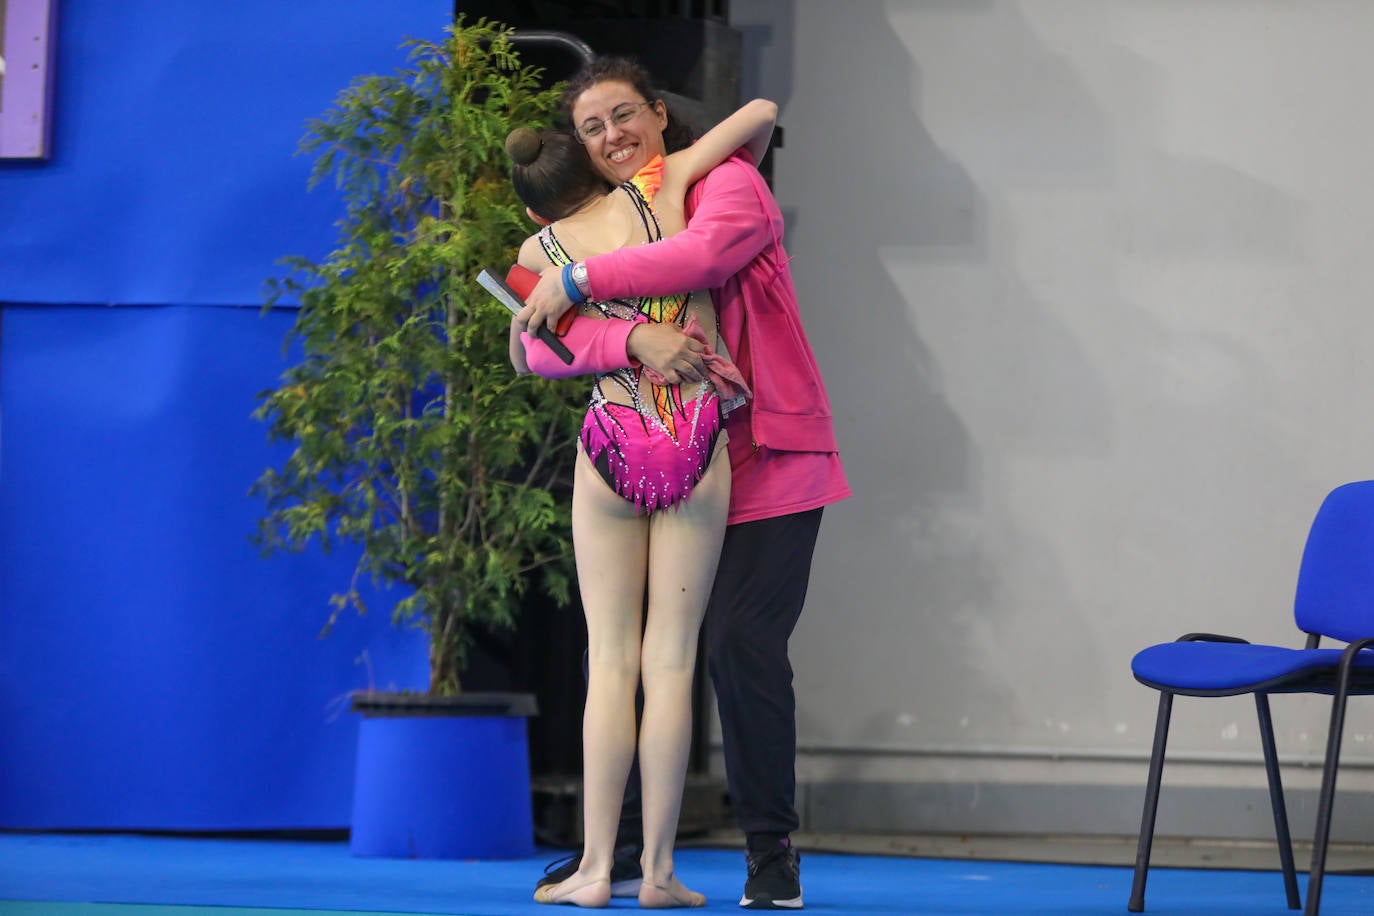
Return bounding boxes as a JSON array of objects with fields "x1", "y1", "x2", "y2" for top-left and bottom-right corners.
[{"x1": 706, "y1": 507, "x2": 823, "y2": 835}]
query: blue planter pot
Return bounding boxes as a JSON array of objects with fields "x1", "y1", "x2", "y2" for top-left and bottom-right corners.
[{"x1": 350, "y1": 692, "x2": 538, "y2": 859}]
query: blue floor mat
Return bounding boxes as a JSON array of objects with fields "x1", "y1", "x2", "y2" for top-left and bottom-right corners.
[{"x1": 0, "y1": 833, "x2": 1369, "y2": 916}]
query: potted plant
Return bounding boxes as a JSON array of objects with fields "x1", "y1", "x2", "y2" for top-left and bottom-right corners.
[{"x1": 251, "y1": 19, "x2": 584, "y2": 859}]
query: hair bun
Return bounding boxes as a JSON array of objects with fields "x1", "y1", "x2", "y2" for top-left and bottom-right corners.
[{"x1": 505, "y1": 127, "x2": 543, "y2": 165}]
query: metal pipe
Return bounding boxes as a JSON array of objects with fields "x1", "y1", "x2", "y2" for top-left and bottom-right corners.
[
  {"x1": 738, "y1": 740, "x2": 1374, "y2": 770},
  {"x1": 507, "y1": 30, "x2": 595, "y2": 67}
]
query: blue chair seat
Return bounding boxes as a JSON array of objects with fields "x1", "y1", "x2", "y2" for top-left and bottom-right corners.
[{"x1": 1133, "y1": 642, "x2": 1374, "y2": 693}]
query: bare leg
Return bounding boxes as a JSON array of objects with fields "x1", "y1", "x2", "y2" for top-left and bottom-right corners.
[
  {"x1": 638, "y1": 443, "x2": 730, "y2": 908},
  {"x1": 535, "y1": 449, "x2": 648, "y2": 908}
]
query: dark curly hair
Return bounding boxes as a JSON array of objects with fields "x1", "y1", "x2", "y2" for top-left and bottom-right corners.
[{"x1": 560, "y1": 56, "x2": 696, "y2": 153}]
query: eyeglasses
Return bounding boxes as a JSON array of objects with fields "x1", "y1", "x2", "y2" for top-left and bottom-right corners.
[{"x1": 574, "y1": 101, "x2": 656, "y2": 143}]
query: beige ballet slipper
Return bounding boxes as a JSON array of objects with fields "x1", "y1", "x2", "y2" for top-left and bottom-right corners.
[{"x1": 533, "y1": 874, "x2": 611, "y2": 907}]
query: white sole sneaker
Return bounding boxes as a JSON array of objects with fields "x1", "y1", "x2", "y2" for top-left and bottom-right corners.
[{"x1": 739, "y1": 891, "x2": 804, "y2": 909}]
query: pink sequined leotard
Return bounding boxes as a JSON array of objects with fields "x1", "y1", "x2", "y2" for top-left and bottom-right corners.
[{"x1": 537, "y1": 157, "x2": 724, "y2": 513}]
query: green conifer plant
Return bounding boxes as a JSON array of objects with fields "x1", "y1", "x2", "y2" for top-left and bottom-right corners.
[{"x1": 252, "y1": 20, "x2": 582, "y2": 696}]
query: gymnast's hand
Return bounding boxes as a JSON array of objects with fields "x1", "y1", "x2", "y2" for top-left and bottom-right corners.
[
  {"x1": 517, "y1": 266, "x2": 575, "y2": 334},
  {"x1": 628, "y1": 323, "x2": 706, "y2": 384}
]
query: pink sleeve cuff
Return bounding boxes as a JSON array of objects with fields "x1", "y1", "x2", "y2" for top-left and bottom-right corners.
[{"x1": 521, "y1": 314, "x2": 639, "y2": 379}]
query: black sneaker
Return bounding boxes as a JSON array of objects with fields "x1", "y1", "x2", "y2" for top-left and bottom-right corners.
[
  {"x1": 535, "y1": 844, "x2": 643, "y2": 898},
  {"x1": 740, "y1": 845, "x2": 803, "y2": 909}
]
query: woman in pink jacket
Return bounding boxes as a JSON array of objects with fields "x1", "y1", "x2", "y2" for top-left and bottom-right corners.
[{"x1": 519, "y1": 57, "x2": 851, "y2": 912}]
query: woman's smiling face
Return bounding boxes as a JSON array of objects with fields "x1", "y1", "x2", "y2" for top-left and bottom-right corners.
[{"x1": 571, "y1": 79, "x2": 668, "y2": 185}]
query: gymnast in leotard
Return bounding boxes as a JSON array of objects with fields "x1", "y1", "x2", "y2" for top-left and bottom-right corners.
[
  {"x1": 506, "y1": 98, "x2": 777, "y2": 909},
  {"x1": 523, "y1": 152, "x2": 746, "y2": 513}
]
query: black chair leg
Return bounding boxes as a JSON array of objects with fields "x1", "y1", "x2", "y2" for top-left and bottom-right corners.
[
  {"x1": 1254, "y1": 694, "x2": 1301, "y2": 909},
  {"x1": 1305, "y1": 672, "x2": 1355, "y2": 916},
  {"x1": 1129, "y1": 692, "x2": 1173, "y2": 912}
]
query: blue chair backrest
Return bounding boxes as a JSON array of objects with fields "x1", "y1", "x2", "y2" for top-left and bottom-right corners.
[{"x1": 1294, "y1": 480, "x2": 1374, "y2": 643}]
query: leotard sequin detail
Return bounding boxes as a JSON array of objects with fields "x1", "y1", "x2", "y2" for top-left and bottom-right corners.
[{"x1": 537, "y1": 156, "x2": 722, "y2": 513}]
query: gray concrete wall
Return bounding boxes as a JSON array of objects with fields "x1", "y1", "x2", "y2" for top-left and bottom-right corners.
[{"x1": 724, "y1": 0, "x2": 1374, "y2": 841}]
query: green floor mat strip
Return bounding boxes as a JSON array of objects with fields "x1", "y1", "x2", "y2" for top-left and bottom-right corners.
[{"x1": 1, "y1": 905, "x2": 434, "y2": 916}]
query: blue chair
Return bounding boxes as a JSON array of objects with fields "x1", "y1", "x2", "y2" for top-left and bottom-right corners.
[{"x1": 1128, "y1": 480, "x2": 1374, "y2": 915}]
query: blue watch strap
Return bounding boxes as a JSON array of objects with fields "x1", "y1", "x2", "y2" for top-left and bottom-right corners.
[{"x1": 560, "y1": 263, "x2": 586, "y2": 304}]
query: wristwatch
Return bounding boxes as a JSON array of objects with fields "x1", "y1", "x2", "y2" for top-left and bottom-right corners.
[{"x1": 571, "y1": 262, "x2": 591, "y2": 299}]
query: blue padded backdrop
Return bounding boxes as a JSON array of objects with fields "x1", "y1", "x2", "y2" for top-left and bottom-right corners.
[
  {"x1": 0, "y1": 304, "x2": 431, "y2": 829},
  {"x1": 0, "y1": 0, "x2": 450, "y2": 307},
  {"x1": 0, "y1": 0, "x2": 453, "y2": 829}
]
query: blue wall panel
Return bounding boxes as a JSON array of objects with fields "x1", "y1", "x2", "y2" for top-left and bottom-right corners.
[
  {"x1": 0, "y1": 0, "x2": 451, "y2": 307},
  {"x1": 0, "y1": 0, "x2": 454, "y2": 829},
  {"x1": 0, "y1": 304, "x2": 430, "y2": 828}
]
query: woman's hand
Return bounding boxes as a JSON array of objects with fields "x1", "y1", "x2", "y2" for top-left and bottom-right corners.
[
  {"x1": 517, "y1": 266, "x2": 575, "y2": 333},
  {"x1": 627, "y1": 323, "x2": 707, "y2": 383}
]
